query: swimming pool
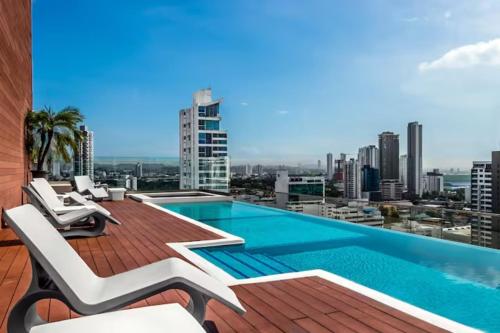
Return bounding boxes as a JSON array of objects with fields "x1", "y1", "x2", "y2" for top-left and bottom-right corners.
[{"x1": 163, "y1": 201, "x2": 500, "y2": 332}]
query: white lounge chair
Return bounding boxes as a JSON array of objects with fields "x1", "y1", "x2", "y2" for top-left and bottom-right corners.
[
  {"x1": 32, "y1": 178, "x2": 113, "y2": 217},
  {"x1": 23, "y1": 185, "x2": 119, "y2": 238},
  {"x1": 31, "y1": 178, "x2": 118, "y2": 218},
  {"x1": 74, "y1": 175, "x2": 109, "y2": 200},
  {"x1": 4, "y1": 205, "x2": 245, "y2": 333},
  {"x1": 30, "y1": 304, "x2": 205, "y2": 333}
]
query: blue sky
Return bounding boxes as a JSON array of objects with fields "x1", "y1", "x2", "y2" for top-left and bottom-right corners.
[{"x1": 33, "y1": 0, "x2": 500, "y2": 168}]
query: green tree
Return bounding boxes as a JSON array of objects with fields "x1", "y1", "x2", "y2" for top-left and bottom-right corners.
[{"x1": 26, "y1": 106, "x2": 84, "y2": 172}]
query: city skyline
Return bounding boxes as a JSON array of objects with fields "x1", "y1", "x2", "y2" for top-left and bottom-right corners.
[{"x1": 33, "y1": 1, "x2": 500, "y2": 168}]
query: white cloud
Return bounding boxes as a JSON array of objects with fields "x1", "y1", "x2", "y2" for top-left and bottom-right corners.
[
  {"x1": 276, "y1": 110, "x2": 289, "y2": 115},
  {"x1": 240, "y1": 102, "x2": 248, "y2": 107},
  {"x1": 419, "y1": 38, "x2": 500, "y2": 72}
]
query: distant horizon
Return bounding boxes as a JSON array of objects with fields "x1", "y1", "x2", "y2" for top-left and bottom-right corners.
[
  {"x1": 94, "y1": 155, "x2": 476, "y2": 171},
  {"x1": 34, "y1": 1, "x2": 500, "y2": 170}
]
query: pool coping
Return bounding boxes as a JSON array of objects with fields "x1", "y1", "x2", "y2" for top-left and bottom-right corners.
[
  {"x1": 146, "y1": 201, "x2": 483, "y2": 333},
  {"x1": 129, "y1": 191, "x2": 232, "y2": 204}
]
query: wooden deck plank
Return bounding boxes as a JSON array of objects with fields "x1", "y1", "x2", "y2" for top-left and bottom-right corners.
[{"x1": 0, "y1": 199, "x2": 451, "y2": 333}]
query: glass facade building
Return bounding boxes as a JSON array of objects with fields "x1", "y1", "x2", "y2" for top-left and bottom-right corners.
[{"x1": 179, "y1": 89, "x2": 229, "y2": 192}]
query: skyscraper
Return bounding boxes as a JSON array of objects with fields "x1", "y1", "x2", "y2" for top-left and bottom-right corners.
[
  {"x1": 490, "y1": 151, "x2": 500, "y2": 248},
  {"x1": 358, "y1": 145, "x2": 379, "y2": 169},
  {"x1": 378, "y1": 132, "x2": 399, "y2": 180},
  {"x1": 179, "y1": 88, "x2": 229, "y2": 192},
  {"x1": 317, "y1": 159, "x2": 321, "y2": 170},
  {"x1": 492, "y1": 151, "x2": 500, "y2": 214},
  {"x1": 407, "y1": 122, "x2": 423, "y2": 197},
  {"x1": 74, "y1": 125, "x2": 94, "y2": 180},
  {"x1": 326, "y1": 153, "x2": 333, "y2": 180},
  {"x1": 399, "y1": 155, "x2": 408, "y2": 190},
  {"x1": 470, "y1": 160, "x2": 494, "y2": 247},
  {"x1": 343, "y1": 158, "x2": 361, "y2": 199}
]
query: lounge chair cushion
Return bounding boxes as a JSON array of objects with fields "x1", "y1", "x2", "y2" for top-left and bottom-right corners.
[{"x1": 30, "y1": 304, "x2": 204, "y2": 333}]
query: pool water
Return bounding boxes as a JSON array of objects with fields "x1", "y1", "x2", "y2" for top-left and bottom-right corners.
[{"x1": 164, "y1": 201, "x2": 500, "y2": 332}]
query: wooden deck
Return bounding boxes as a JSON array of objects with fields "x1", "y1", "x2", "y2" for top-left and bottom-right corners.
[{"x1": 0, "y1": 199, "x2": 449, "y2": 333}]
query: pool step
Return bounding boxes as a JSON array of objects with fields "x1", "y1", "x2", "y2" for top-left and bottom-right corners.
[{"x1": 196, "y1": 249, "x2": 296, "y2": 279}]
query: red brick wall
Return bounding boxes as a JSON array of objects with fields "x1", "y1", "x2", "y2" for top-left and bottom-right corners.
[{"x1": 0, "y1": 0, "x2": 32, "y2": 224}]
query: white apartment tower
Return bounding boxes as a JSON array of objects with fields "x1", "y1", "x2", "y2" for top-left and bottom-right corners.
[
  {"x1": 399, "y1": 155, "x2": 408, "y2": 190},
  {"x1": 74, "y1": 125, "x2": 94, "y2": 180},
  {"x1": 179, "y1": 88, "x2": 229, "y2": 192},
  {"x1": 344, "y1": 158, "x2": 361, "y2": 199},
  {"x1": 471, "y1": 161, "x2": 492, "y2": 212}
]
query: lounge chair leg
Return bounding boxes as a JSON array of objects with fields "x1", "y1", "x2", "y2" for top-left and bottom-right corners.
[
  {"x1": 8, "y1": 257, "x2": 72, "y2": 333},
  {"x1": 60, "y1": 214, "x2": 106, "y2": 238},
  {"x1": 176, "y1": 285, "x2": 210, "y2": 323}
]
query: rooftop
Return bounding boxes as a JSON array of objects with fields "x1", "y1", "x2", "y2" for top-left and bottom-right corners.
[{"x1": 0, "y1": 199, "x2": 451, "y2": 333}]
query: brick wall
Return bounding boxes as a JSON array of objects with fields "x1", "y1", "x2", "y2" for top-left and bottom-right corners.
[{"x1": 0, "y1": 0, "x2": 32, "y2": 225}]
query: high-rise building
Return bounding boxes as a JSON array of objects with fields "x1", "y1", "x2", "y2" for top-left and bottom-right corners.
[
  {"x1": 399, "y1": 155, "x2": 408, "y2": 190},
  {"x1": 470, "y1": 161, "x2": 493, "y2": 247},
  {"x1": 343, "y1": 158, "x2": 361, "y2": 199},
  {"x1": 179, "y1": 88, "x2": 229, "y2": 192},
  {"x1": 326, "y1": 153, "x2": 333, "y2": 180},
  {"x1": 378, "y1": 132, "x2": 399, "y2": 180},
  {"x1": 74, "y1": 125, "x2": 94, "y2": 180},
  {"x1": 358, "y1": 145, "x2": 379, "y2": 169},
  {"x1": 407, "y1": 122, "x2": 423, "y2": 197},
  {"x1": 423, "y1": 169, "x2": 444, "y2": 194},
  {"x1": 334, "y1": 153, "x2": 346, "y2": 182},
  {"x1": 135, "y1": 162, "x2": 143, "y2": 178},
  {"x1": 471, "y1": 161, "x2": 492, "y2": 212},
  {"x1": 489, "y1": 152, "x2": 500, "y2": 248},
  {"x1": 492, "y1": 151, "x2": 500, "y2": 214},
  {"x1": 317, "y1": 159, "x2": 321, "y2": 170}
]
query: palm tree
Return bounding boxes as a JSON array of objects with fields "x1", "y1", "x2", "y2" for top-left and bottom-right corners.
[{"x1": 26, "y1": 106, "x2": 84, "y2": 175}]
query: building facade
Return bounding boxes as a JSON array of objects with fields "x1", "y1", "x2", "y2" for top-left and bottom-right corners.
[
  {"x1": 74, "y1": 125, "x2": 94, "y2": 180},
  {"x1": 0, "y1": 0, "x2": 32, "y2": 220},
  {"x1": 380, "y1": 179, "x2": 403, "y2": 201},
  {"x1": 275, "y1": 170, "x2": 325, "y2": 197},
  {"x1": 407, "y1": 122, "x2": 423, "y2": 197},
  {"x1": 378, "y1": 132, "x2": 399, "y2": 180},
  {"x1": 361, "y1": 165, "x2": 380, "y2": 192},
  {"x1": 179, "y1": 88, "x2": 229, "y2": 192}
]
